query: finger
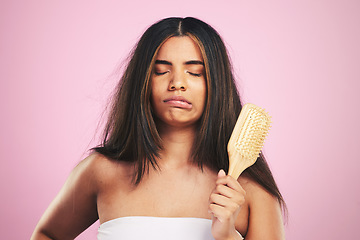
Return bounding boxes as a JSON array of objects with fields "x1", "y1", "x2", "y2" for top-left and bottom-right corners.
[
  {"x1": 209, "y1": 192, "x2": 229, "y2": 207},
  {"x1": 212, "y1": 182, "x2": 246, "y2": 206},
  {"x1": 213, "y1": 183, "x2": 236, "y2": 198},
  {"x1": 218, "y1": 169, "x2": 226, "y2": 178},
  {"x1": 215, "y1": 182, "x2": 246, "y2": 202},
  {"x1": 209, "y1": 203, "x2": 232, "y2": 223},
  {"x1": 213, "y1": 184, "x2": 245, "y2": 199},
  {"x1": 210, "y1": 192, "x2": 240, "y2": 211},
  {"x1": 216, "y1": 174, "x2": 240, "y2": 189},
  {"x1": 216, "y1": 175, "x2": 245, "y2": 193}
]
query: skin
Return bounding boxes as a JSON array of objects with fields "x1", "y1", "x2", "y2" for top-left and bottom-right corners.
[{"x1": 31, "y1": 36, "x2": 285, "y2": 240}]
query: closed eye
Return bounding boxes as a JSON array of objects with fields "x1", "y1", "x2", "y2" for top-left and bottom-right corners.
[
  {"x1": 188, "y1": 72, "x2": 202, "y2": 77},
  {"x1": 154, "y1": 71, "x2": 168, "y2": 76}
]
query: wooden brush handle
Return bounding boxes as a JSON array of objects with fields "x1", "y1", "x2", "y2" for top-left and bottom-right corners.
[{"x1": 228, "y1": 152, "x2": 252, "y2": 179}]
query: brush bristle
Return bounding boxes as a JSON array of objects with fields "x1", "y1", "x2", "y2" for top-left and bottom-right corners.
[{"x1": 234, "y1": 106, "x2": 271, "y2": 161}]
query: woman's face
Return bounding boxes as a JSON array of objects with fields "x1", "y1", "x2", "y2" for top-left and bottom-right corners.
[{"x1": 150, "y1": 36, "x2": 207, "y2": 128}]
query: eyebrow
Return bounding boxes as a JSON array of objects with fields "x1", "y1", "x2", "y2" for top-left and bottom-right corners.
[
  {"x1": 155, "y1": 60, "x2": 204, "y2": 66},
  {"x1": 185, "y1": 60, "x2": 204, "y2": 65}
]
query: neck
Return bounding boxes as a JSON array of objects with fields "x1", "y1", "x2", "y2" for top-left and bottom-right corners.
[{"x1": 156, "y1": 123, "x2": 197, "y2": 169}]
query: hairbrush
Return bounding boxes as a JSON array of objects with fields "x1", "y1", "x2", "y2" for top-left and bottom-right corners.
[{"x1": 227, "y1": 103, "x2": 271, "y2": 179}]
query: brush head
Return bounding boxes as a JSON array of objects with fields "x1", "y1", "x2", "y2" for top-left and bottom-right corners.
[{"x1": 227, "y1": 103, "x2": 271, "y2": 179}]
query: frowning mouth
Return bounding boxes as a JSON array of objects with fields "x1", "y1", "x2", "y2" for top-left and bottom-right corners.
[{"x1": 163, "y1": 96, "x2": 192, "y2": 109}]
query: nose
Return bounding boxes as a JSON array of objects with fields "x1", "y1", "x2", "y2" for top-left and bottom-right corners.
[{"x1": 168, "y1": 71, "x2": 187, "y2": 91}]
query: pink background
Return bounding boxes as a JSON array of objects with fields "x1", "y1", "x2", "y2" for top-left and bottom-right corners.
[{"x1": 1, "y1": 0, "x2": 359, "y2": 239}]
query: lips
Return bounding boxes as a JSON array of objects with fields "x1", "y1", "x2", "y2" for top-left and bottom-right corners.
[{"x1": 163, "y1": 96, "x2": 192, "y2": 109}]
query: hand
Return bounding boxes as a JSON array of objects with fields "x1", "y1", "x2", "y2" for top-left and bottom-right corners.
[{"x1": 209, "y1": 169, "x2": 246, "y2": 240}]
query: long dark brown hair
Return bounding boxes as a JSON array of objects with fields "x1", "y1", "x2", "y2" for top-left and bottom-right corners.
[{"x1": 93, "y1": 17, "x2": 285, "y2": 210}]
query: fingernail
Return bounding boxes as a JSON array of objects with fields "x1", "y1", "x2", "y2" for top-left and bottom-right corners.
[{"x1": 218, "y1": 169, "x2": 226, "y2": 177}]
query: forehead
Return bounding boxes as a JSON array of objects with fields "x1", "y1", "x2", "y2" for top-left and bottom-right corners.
[{"x1": 156, "y1": 36, "x2": 203, "y2": 61}]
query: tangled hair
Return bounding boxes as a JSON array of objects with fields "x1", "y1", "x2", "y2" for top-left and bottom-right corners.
[{"x1": 93, "y1": 17, "x2": 285, "y2": 210}]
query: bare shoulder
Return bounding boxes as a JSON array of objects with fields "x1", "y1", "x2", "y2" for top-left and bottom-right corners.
[
  {"x1": 238, "y1": 174, "x2": 278, "y2": 204},
  {"x1": 77, "y1": 152, "x2": 120, "y2": 172},
  {"x1": 238, "y1": 174, "x2": 285, "y2": 239},
  {"x1": 31, "y1": 152, "x2": 135, "y2": 240},
  {"x1": 80, "y1": 152, "x2": 135, "y2": 189}
]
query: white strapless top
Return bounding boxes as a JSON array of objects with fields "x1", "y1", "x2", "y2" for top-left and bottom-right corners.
[{"x1": 97, "y1": 216, "x2": 243, "y2": 240}]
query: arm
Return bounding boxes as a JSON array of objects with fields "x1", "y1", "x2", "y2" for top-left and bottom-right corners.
[
  {"x1": 240, "y1": 180, "x2": 285, "y2": 240},
  {"x1": 31, "y1": 154, "x2": 99, "y2": 240}
]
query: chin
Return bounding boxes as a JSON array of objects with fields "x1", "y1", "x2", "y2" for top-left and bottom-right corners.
[{"x1": 155, "y1": 117, "x2": 199, "y2": 129}]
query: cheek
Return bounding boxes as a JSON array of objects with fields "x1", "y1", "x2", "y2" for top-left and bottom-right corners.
[{"x1": 190, "y1": 80, "x2": 207, "y2": 115}]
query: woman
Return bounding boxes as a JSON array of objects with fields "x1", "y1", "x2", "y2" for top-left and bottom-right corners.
[{"x1": 31, "y1": 17, "x2": 285, "y2": 240}]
